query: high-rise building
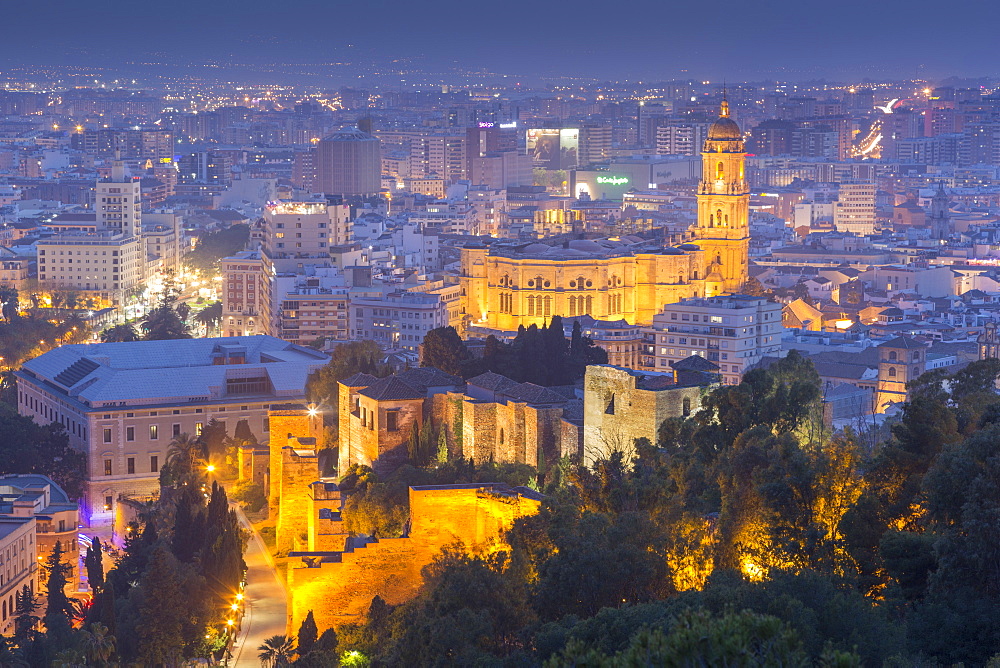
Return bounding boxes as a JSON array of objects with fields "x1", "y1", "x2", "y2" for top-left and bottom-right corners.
[
  {"x1": 221, "y1": 251, "x2": 273, "y2": 337},
  {"x1": 97, "y1": 159, "x2": 142, "y2": 238},
  {"x1": 465, "y1": 123, "x2": 517, "y2": 176},
  {"x1": 71, "y1": 127, "x2": 174, "y2": 161},
  {"x1": 262, "y1": 199, "x2": 352, "y2": 271},
  {"x1": 178, "y1": 150, "x2": 233, "y2": 188},
  {"x1": 314, "y1": 128, "x2": 381, "y2": 197},
  {"x1": 36, "y1": 158, "x2": 146, "y2": 305},
  {"x1": 579, "y1": 124, "x2": 613, "y2": 165},
  {"x1": 833, "y1": 182, "x2": 877, "y2": 235},
  {"x1": 655, "y1": 121, "x2": 711, "y2": 156}
]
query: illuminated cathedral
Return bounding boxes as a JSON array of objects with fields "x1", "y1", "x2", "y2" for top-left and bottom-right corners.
[{"x1": 461, "y1": 100, "x2": 750, "y2": 332}]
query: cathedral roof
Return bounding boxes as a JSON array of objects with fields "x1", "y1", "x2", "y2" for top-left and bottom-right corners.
[
  {"x1": 707, "y1": 96, "x2": 743, "y2": 141},
  {"x1": 707, "y1": 116, "x2": 742, "y2": 141}
]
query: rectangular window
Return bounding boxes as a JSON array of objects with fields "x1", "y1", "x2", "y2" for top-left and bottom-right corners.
[
  {"x1": 127, "y1": 458, "x2": 135, "y2": 475},
  {"x1": 126, "y1": 426, "x2": 135, "y2": 442},
  {"x1": 195, "y1": 422, "x2": 203, "y2": 436},
  {"x1": 104, "y1": 459, "x2": 112, "y2": 476},
  {"x1": 173, "y1": 423, "x2": 181, "y2": 437},
  {"x1": 104, "y1": 496, "x2": 113, "y2": 511},
  {"x1": 386, "y1": 411, "x2": 398, "y2": 432},
  {"x1": 103, "y1": 428, "x2": 112, "y2": 443},
  {"x1": 150, "y1": 456, "x2": 159, "y2": 473},
  {"x1": 149, "y1": 425, "x2": 158, "y2": 440}
]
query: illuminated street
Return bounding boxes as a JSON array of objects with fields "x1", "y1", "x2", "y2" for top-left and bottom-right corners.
[{"x1": 230, "y1": 504, "x2": 288, "y2": 667}]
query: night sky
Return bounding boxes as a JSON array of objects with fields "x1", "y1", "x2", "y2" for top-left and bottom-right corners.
[{"x1": 6, "y1": 0, "x2": 1000, "y2": 81}]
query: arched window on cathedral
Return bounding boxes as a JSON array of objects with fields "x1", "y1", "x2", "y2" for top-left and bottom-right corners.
[
  {"x1": 708, "y1": 213, "x2": 714, "y2": 228},
  {"x1": 888, "y1": 367, "x2": 897, "y2": 378},
  {"x1": 527, "y1": 295, "x2": 535, "y2": 316},
  {"x1": 716, "y1": 209, "x2": 723, "y2": 227},
  {"x1": 716, "y1": 161, "x2": 724, "y2": 180},
  {"x1": 543, "y1": 295, "x2": 552, "y2": 316},
  {"x1": 586, "y1": 295, "x2": 593, "y2": 313},
  {"x1": 889, "y1": 351, "x2": 897, "y2": 361},
  {"x1": 569, "y1": 295, "x2": 577, "y2": 316}
]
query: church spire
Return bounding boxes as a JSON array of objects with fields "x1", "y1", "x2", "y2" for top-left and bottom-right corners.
[{"x1": 720, "y1": 84, "x2": 730, "y2": 118}]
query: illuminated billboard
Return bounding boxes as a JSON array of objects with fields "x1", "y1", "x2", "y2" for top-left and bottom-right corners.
[
  {"x1": 527, "y1": 128, "x2": 579, "y2": 170},
  {"x1": 527, "y1": 129, "x2": 560, "y2": 169},
  {"x1": 559, "y1": 129, "x2": 579, "y2": 169}
]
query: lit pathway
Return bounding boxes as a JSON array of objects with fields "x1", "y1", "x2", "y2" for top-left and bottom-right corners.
[{"x1": 230, "y1": 504, "x2": 288, "y2": 667}]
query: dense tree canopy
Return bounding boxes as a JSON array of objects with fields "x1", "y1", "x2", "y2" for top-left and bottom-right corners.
[
  {"x1": 183, "y1": 224, "x2": 250, "y2": 276},
  {"x1": 422, "y1": 317, "x2": 608, "y2": 385},
  {"x1": 328, "y1": 355, "x2": 1000, "y2": 666},
  {"x1": 0, "y1": 404, "x2": 86, "y2": 498}
]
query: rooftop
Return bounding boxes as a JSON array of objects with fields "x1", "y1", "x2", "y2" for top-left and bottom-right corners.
[{"x1": 18, "y1": 336, "x2": 329, "y2": 407}]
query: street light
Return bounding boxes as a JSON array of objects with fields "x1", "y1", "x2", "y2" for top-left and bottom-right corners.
[{"x1": 206, "y1": 464, "x2": 216, "y2": 473}]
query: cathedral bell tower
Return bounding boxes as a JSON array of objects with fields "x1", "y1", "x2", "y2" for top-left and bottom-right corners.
[{"x1": 693, "y1": 96, "x2": 750, "y2": 296}]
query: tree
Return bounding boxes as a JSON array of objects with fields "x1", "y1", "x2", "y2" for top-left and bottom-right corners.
[
  {"x1": 200, "y1": 417, "x2": 228, "y2": 462},
  {"x1": 142, "y1": 277, "x2": 191, "y2": 341},
  {"x1": 43, "y1": 543, "x2": 76, "y2": 645},
  {"x1": 84, "y1": 537, "x2": 105, "y2": 593},
  {"x1": 135, "y1": 546, "x2": 187, "y2": 667},
  {"x1": 100, "y1": 323, "x2": 140, "y2": 343},
  {"x1": 297, "y1": 610, "x2": 319, "y2": 657},
  {"x1": 420, "y1": 326, "x2": 469, "y2": 377},
  {"x1": 193, "y1": 301, "x2": 223, "y2": 333},
  {"x1": 740, "y1": 276, "x2": 770, "y2": 297},
  {"x1": 165, "y1": 432, "x2": 205, "y2": 484},
  {"x1": 183, "y1": 224, "x2": 250, "y2": 276},
  {"x1": 0, "y1": 286, "x2": 19, "y2": 321},
  {"x1": 0, "y1": 405, "x2": 87, "y2": 498},
  {"x1": 13, "y1": 584, "x2": 39, "y2": 649},
  {"x1": 792, "y1": 281, "x2": 813, "y2": 305},
  {"x1": 258, "y1": 634, "x2": 295, "y2": 667},
  {"x1": 80, "y1": 622, "x2": 116, "y2": 666},
  {"x1": 549, "y1": 609, "x2": 841, "y2": 667}
]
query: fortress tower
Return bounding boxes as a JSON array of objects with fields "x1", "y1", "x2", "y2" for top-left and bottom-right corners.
[{"x1": 692, "y1": 96, "x2": 750, "y2": 296}]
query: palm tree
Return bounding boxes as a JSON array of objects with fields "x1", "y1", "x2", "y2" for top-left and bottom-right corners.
[
  {"x1": 101, "y1": 323, "x2": 140, "y2": 343},
  {"x1": 81, "y1": 622, "x2": 116, "y2": 665},
  {"x1": 258, "y1": 634, "x2": 295, "y2": 667},
  {"x1": 166, "y1": 432, "x2": 205, "y2": 482}
]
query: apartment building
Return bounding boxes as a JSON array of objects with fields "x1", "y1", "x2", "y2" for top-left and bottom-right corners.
[{"x1": 643, "y1": 295, "x2": 784, "y2": 385}]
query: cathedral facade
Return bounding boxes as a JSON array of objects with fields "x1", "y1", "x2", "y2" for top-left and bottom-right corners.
[{"x1": 461, "y1": 101, "x2": 750, "y2": 332}]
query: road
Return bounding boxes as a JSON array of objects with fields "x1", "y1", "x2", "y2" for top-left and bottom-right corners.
[{"x1": 230, "y1": 504, "x2": 288, "y2": 667}]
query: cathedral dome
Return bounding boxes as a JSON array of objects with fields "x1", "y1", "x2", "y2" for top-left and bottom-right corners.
[
  {"x1": 707, "y1": 116, "x2": 742, "y2": 141},
  {"x1": 707, "y1": 97, "x2": 742, "y2": 141}
]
